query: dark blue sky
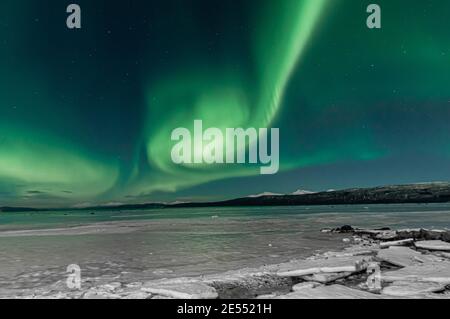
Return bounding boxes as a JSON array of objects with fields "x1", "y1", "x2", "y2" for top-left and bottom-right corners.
[{"x1": 1, "y1": 0, "x2": 450, "y2": 207}]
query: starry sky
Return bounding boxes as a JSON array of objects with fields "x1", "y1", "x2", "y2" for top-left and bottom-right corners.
[{"x1": 1, "y1": 0, "x2": 450, "y2": 208}]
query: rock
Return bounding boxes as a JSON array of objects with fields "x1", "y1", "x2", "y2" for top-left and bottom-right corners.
[
  {"x1": 152, "y1": 269, "x2": 174, "y2": 275},
  {"x1": 276, "y1": 285, "x2": 387, "y2": 299},
  {"x1": 380, "y1": 239, "x2": 414, "y2": 249},
  {"x1": 442, "y1": 231, "x2": 450, "y2": 242},
  {"x1": 40, "y1": 292, "x2": 69, "y2": 299},
  {"x1": 396, "y1": 229, "x2": 423, "y2": 240},
  {"x1": 415, "y1": 240, "x2": 450, "y2": 252},
  {"x1": 397, "y1": 229, "x2": 450, "y2": 242},
  {"x1": 202, "y1": 267, "x2": 272, "y2": 286},
  {"x1": 151, "y1": 295, "x2": 175, "y2": 299},
  {"x1": 432, "y1": 252, "x2": 450, "y2": 259},
  {"x1": 125, "y1": 282, "x2": 143, "y2": 289},
  {"x1": 82, "y1": 290, "x2": 122, "y2": 299},
  {"x1": 336, "y1": 228, "x2": 450, "y2": 243},
  {"x1": 256, "y1": 293, "x2": 278, "y2": 299},
  {"x1": 382, "y1": 261, "x2": 450, "y2": 284},
  {"x1": 277, "y1": 256, "x2": 372, "y2": 277},
  {"x1": 421, "y1": 292, "x2": 450, "y2": 299},
  {"x1": 322, "y1": 249, "x2": 375, "y2": 258},
  {"x1": 301, "y1": 272, "x2": 353, "y2": 284},
  {"x1": 99, "y1": 282, "x2": 122, "y2": 291},
  {"x1": 342, "y1": 238, "x2": 351, "y2": 243},
  {"x1": 292, "y1": 282, "x2": 322, "y2": 291},
  {"x1": 377, "y1": 247, "x2": 439, "y2": 268},
  {"x1": 425, "y1": 230, "x2": 449, "y2": 241},
  {"x1": 334, "y1": 225, "x2": 354, "y2": 233},
  {"x1": 382, "y1": 281, "x2": 446, "y2": 297},
  {"x1": 375, "y1": 231, "x2": 399, "y2": 241},
  {"x1": 142, "y1": 280, "x2": 218, "y2": 299},
  {"x1": 324, "y1": 225, "x2": 450, "y2": 242},
  {"x1": 353, "y1": 228, "x2": 396, "y2": 240},
  {"x1": 121, "y1": 292, "x2": 151, "y2": 299},
  {"x1": 424, "y1": 230, "x2": 450, "y2": 241}
]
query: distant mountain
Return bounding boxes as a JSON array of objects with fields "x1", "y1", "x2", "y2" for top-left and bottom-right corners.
[
  {"x1": 77, "y1": 203, "x2": 166, "y2": 211},
  {"x1": 248, "y1": 189, "x2": 316, "y2": 197},
  {"x1": 247, "y1": 192, "x2": 283, "y2": 198},
  {"x1": 2, "y1": 182, "x2": 450, "y2": 213},
  {"x1": 172, "y1": 182, "x2": 450, "y2": 208},
  {"x1": 0, "y1": 207, "x2": 42, "y2": 213},
  {"x1": 291, "y1": 189, "x2": 316, "y2": 195},
  {"x1": 0, "y1": 203, "x2": 165, "y2": 213}
]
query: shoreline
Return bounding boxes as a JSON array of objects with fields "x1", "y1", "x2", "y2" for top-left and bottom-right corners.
[
  {"x1": 1, "y1": 203, "x2": 450, "y2": 236},
  {"x1": 3, "y1": 225, "x2": 449, "y2": 299},
  {"x1": 3, "y1": 182, "x2": 450, "y2": 213}
]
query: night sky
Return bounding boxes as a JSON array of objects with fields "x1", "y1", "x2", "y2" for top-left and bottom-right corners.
[{"x1": 1, "y1": 0, "x2": 450, "y2": 207}]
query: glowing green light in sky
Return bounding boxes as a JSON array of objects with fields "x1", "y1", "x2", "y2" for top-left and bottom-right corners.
[{"x1": 141, "y1": 0, "x2": 328, "y2": 194}]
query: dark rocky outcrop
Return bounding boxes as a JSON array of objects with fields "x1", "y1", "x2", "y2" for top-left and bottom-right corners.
[{"x1": 326, "y1": 226, "x2": 450, "y2": 243}]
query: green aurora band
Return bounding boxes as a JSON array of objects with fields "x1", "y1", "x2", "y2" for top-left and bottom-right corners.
[{"x1": 138, "y1": 0, "x2": 328, "y2": 194}]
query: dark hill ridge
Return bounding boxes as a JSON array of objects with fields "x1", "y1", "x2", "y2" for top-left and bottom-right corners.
[
  {"x1": 2, "y1": 182, "x2": 450, "y2": 212},
  {"x1": 0, "y1": 207, "x2": 41, "y2": 213},
  {"x1": 77, "y1": 203, "x2": 166, "y2": 211},
  {"x1": 0, "y1": 203, "x2": 165, "y2": 213},
  {"x1": 171, "y1": 182, "x2": 450, "y2": 208}
]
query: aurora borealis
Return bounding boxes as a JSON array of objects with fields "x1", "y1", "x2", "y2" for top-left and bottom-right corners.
[{"x1": 1, "y1": 0, "x2": 450, "y2": 207}]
